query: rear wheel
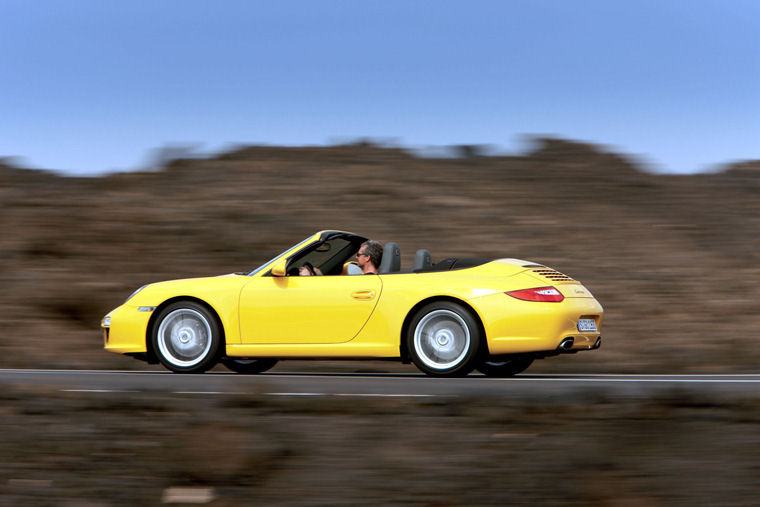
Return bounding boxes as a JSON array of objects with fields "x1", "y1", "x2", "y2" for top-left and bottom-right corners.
[
  {"x1": 222, "y1": 358, "x2": 278, "y2": 374},
  {"x1": 476, "y1": 356, "x2": 534, "y2": 377},
  {"x1": 407, "y1": 301, "x2": 481, "y2": 377},
  {"x1": 151, "y1": 301, "x2": 222, "y2": 373}
]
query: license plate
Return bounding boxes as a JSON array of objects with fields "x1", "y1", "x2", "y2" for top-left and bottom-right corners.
[{"x1": 577, "y1": 319, "x2": 597, "y2": 332}]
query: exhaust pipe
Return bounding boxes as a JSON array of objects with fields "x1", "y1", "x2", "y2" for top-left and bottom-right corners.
[{"x1": 558, "y1": 337, "x2": 574, "y2": 351}]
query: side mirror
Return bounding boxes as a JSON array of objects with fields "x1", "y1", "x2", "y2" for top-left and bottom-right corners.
[{"x1": 270, "y1": 259, "x2": 288, "y2": 277}]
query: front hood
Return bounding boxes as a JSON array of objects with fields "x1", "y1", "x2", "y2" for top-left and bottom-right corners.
[
  {"x1": 127, "y1": 273, "x2": 250, "y2": 306},
  {"x1": 144, "y1": 272, "x2": 243, "y2": 289}
]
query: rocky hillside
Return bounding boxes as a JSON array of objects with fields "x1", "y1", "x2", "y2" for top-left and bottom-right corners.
[{"x1": 2, "y1": 138, "x2": 758, "y2": 371}]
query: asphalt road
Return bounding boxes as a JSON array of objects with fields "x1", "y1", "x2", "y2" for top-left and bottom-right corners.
[{"x1": 3, "y1": 369, "x2": 760, "y2": 400}]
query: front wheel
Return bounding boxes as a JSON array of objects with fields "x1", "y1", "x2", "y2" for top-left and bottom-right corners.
[
  {"x1": 407, "y1": 302, "x2": 482, "y2": 377},
  {"x1": 151, "y1": 301, "x2": 222, "y2": 373},
  {"x1": 222, "y1": 358, "x2": 278, "y2": 374},
  {"x1": 476, "y1": 356, "x2": 534, "y2": 377}
]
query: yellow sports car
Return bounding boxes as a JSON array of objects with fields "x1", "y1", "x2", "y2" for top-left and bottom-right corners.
[{"x1": 101, "y1": 230, "x2": 603, "y2": 377}]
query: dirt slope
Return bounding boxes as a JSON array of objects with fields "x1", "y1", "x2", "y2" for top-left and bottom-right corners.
[{"x1": 1, "y1": 138, "x2": 758, "y2": 372}]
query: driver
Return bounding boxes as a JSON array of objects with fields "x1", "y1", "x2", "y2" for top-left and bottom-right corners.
[{"x1": 356, "y1": 240, "x2": 383, "y2": 275}]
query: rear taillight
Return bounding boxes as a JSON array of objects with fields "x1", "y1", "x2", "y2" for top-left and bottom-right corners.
[{"x1": 506, "y1": 286, "x2": 564, "y2": 302}]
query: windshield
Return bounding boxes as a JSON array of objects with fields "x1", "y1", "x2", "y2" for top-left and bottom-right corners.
[{"x1": 246, "y1": 236, "x2": 316, "y2": 276}]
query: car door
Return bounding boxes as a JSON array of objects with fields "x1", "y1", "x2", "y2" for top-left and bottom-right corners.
[{"x1": 238, "y1": 274, "x2": 382, "y2": 344}]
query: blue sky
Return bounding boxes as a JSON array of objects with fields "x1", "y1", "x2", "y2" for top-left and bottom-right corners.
[{"x1": 1, "y1": 0, "x2": 758, "y2": 175}]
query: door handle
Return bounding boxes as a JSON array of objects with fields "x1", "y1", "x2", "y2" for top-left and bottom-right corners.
[{"x1": 351, "y1": 290, "x2": 376, "y2": 300}]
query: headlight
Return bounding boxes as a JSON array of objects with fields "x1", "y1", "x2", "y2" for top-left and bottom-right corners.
[
  {"x1": 102, "y1": 316, "x2": 112, "y2": 327},
  {"x1": 125, "y1": 285, "x2": 147, "y2": 304}
]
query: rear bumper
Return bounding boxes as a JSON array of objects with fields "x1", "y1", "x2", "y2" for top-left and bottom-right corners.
[{"x1": 470, "y1": 293, "x2": 604, "y2": 355}]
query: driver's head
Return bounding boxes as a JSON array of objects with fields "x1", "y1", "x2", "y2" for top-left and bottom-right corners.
[{"x1": 358, "y1": 240, "x2": 383, "y2": 270}]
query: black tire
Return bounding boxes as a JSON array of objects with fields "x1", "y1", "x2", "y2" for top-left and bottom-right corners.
[
  {"x1": 406, "y1": 301, "x2": 482, "y2": 377},
  {"x1": 222, "y1": 358, "x2": 278, "y2": 374},
  {"x1": 151, "y1": 301, "x2": 222, "y2": 373},
  {"x1": 476, "y1": 356, "x2": 534, "y2": 377}
]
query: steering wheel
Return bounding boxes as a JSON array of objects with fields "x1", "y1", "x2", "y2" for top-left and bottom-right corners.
[{"x1": 302, "y1": 262, "x2": 317, "y2": 276}]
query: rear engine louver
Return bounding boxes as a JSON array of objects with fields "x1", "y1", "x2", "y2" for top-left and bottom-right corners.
[{"x1": 531, "y1": 268, "x2": 575, "y2": 282}]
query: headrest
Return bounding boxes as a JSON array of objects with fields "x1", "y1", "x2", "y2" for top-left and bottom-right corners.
[
  {"x1": 378, "y1": 242, "x2": 401, "y2": 274},
  {"x1": 413, "y1": 249, "x2": 432, "y2": 271}
]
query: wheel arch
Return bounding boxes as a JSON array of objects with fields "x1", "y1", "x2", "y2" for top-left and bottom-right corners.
[
  {"x1": 399, "y1": 295, "x2": 487, "y2": 363},
  {"x1": 145, "y1": 296, "x2": 227, "y2": 363}
]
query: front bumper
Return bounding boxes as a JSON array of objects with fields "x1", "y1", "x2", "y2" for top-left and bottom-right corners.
[{"x1": 101, "y1": 304, "x2": 153, "y2": 354}]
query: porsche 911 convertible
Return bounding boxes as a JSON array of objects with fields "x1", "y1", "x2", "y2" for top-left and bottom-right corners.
[{"x1": 101, "y1": 230, "x2": 603, "y2": 376}]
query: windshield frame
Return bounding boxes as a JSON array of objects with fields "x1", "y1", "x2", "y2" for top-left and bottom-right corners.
[{"x1": 247, "y1": 234, "x2": 320, "y2": 277}]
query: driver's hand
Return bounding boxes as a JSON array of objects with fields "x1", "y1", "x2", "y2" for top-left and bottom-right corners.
[
  {"x1": 299, "y1": 266, "x2": 312, "y2": 276},
  {"x1": 314, "y1": 267, "x2": 323, "y2": 275}
]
